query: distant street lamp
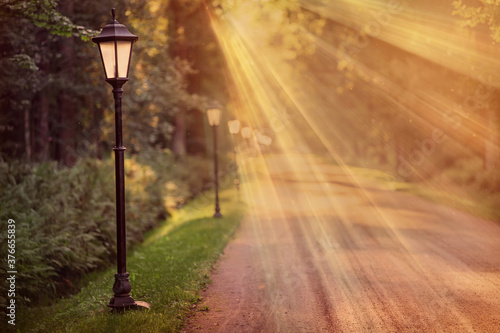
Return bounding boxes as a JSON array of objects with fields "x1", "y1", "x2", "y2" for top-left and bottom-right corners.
[
  {"x1": 92, "y1": 9, "x2": 148, "y2": 310},
  {"x1": 227, "y1": 119, "x2": 240, "y2": 192},
  {"x1": 241, "y1": 126, "x2": 252, "y2": 140},
  {"x1": 207, "y1": 107, "x2": 223, "y2": 218}
]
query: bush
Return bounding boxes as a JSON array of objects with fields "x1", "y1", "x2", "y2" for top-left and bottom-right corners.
[
  {"x1": 136, "y1": 150, "x2": 212, "y2": 209},
  {"x1": 0, "y1": 157, "x2": 167, "y2": 308}
]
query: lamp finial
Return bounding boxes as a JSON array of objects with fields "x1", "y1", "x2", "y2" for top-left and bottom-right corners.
[{"x1": 112, "y1": 8, "x2": 116, "y2": 21}]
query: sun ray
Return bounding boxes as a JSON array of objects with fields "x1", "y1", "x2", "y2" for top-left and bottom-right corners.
[{"x1": 198, "y1": 1, "x2": 500, "y2": 329}]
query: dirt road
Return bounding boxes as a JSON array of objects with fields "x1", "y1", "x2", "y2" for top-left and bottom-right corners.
[{"x1": 185, "y1": 154, "x2": 500, "y2": 332}]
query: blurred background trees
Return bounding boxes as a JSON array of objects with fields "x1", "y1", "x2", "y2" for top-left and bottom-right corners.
[
  {"x1": 2, "y1": 0, "x2": 500, "y2": 180},
  {"x1": 0, "y1": 0, "x2": 229, "y2": 163}
]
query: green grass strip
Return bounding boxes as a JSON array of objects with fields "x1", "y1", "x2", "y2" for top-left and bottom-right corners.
[{"x1": 18, "y1": 187, "x2": 246, "y2": 332}]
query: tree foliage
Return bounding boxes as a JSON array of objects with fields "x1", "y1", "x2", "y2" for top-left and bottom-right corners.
[
  {"x1": 0, "y1": 0, "x2": 95, "y2": 40},
  {"x1": 0, "y1": 0, "x2": 222, "y2": 307},
  {"x1": 453, "y1": 0, "x2": 500, "y2": 42},
  {"x1": 0, "y1": 0, "x2": 220, "y2": 161}
]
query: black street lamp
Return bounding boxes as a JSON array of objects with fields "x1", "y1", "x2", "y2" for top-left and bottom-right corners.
[
  {"x1": 241, "y1": 126, "x2": 252, "y2": 141},
  {"x1": 227, "y1": 119, "x2": 240, "y2": 192},
  {"x1": 92, "y1": 9, "x2": 148, "y2": 310},
  {"x1": 240, "y1": 126, "x2": 258, "y2": 158},
  {"x1": 207, "y1": 107, "x2": 223, "y2": 218}
]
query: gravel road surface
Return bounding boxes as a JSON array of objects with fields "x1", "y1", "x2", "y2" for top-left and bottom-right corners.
[{"x1": 185, "y1": 154, "x2": 500, "y2": 332}]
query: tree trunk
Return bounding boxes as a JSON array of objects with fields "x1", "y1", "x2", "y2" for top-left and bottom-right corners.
[
  {"x1": 172, "y1": 110, "x2": 186, "y2": 155},
  {"x1": 170, "y1": 4, "x2": 187, "y2": 156},
  {"x1": 168, "y1": 1, "x2": 204, "y2": 156},
  {"x1": 57, "y1": 0, "x2": 76, "y2": 166},
  {"x1": 90, "y1": 101, "x2": 103, "y2": 159},
  {"x1": 34, "y1": 30, "x2": 50, "y2": 162},
  {"x1": 472, "y1": 23, "x2": 499, "y2": 171},
  {"x1": 24, "y1": 107, "x2": 31, "y2": 161},
  {"x1": 484, "y1": 107, "x2": 499, "y2": 171},
  {"x1": 35, "y1": 94, "x2": 50, "y2": 161}
]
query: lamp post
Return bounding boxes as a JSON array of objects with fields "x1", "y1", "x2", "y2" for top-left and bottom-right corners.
[
  {"x1": 227, "y1": 120, "x2": 240, "y2": 192},
  {"x1": 92, "y1": 9, "x2": 147, "y2": 310},
  {"x1": 207, "y1": 107, "x2": 222, "y2": 218},
  {"x1": 241, "y1": 126, "x2": 257, "y2": 158}
]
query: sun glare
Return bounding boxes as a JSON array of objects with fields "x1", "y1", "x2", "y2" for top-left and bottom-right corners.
[
  {"x1": 206, "y1": 0, "x2": 499, "y2": 196},
  {"x1": 193, "y1": 1, "x2": 500, "y2": 329}
]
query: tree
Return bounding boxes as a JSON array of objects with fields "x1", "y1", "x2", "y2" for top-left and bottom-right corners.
[
  {"x1": 0, "y1": 0, "x2": 96, "y2": 162},
  {"x1": 453, "y1": 0, "x2": 500, "y2": 171},
  {"x1": 167, "y1": 0, "x2": 224, "y2": 156}
]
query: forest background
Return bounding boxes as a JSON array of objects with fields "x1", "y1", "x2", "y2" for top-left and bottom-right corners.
[{"x1": 1, "y1": 0, "x2": 500, "y2": 311}]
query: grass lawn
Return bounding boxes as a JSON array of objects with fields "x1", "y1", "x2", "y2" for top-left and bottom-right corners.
[{"x1": 16, "y1": 187, "x2": 246, "y2": 333}]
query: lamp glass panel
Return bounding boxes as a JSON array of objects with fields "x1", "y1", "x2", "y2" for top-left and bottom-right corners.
[
  {"x1": 228, "y1": 120, "x2": 240, "y2": 134},
  {"x1": 117, "y1": 41, "x2": 132, "y2": 78},
  {"x1": 207, "y1": 108, "x2": 221, "y2": 126},
  {"x1": 99, "y1": 41, "x2": 116, "y2": 79}
]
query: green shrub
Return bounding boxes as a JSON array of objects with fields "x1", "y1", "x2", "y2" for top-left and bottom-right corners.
[
  {"x1": 0, "y1": 157, "x2": 167, "y2": 308},
  {"x1": 0, "y1": 149, "x2": 216, "y2": 311}
]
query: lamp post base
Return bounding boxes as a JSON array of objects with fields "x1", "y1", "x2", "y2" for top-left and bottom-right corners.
[
  {"x1": 108, "y1": 296, "x2": 137, "y2": 309},
  {"x1": 108, "y1": 299, "x2": 151, "y2": 312},
  {"x1": 108, "y1": 272, "x2": 150, "y2": 311},
  {"x1": 213, "y1": 211, "x2": 223, "y2": 218}
]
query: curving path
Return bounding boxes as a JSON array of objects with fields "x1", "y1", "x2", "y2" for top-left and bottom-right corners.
[{"x1": 184, "y1": 154, "x2": 500, "y2": 332}]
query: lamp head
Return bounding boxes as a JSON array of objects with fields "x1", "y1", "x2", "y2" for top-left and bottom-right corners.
[
  {"x1": 92, "y1": 9, "x2": 138, "y2": 84},
  {"x1": 207, "y1": 107, "x2": 222, "y2": 127},
  {"x1": 228, "y1": 119, "x2": 240, "y2": 134},
  {"x1": 241, "y1": 126, "x2": 252, "y2": 139}
]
